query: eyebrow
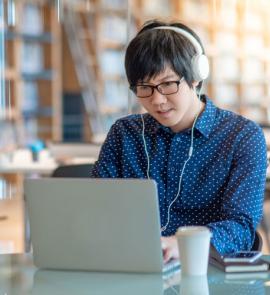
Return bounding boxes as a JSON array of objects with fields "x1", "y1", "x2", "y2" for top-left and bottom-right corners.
[{"x1": 142, "y1": 74, "x2": 179, "y2": 84}]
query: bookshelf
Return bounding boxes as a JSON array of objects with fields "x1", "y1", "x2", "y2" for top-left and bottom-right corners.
[
  {"x1": 0, "y1": 1, "x2": 62, "y2": 253},
  {"x1": 2, "y1": 0, "x2": 269, "y2": 143},
  {"x1": 64, "y1": 0, "x2": 129, "y2": 137},
  {"x1": 130, "y1": 0, "x2": 270, "y2": 125},
  {"x1": 3, "y1": 0, "x2": 62, "y2": 146},
  {"x1": 65, "y1": 0, "x2": 270, "y2": 134}
]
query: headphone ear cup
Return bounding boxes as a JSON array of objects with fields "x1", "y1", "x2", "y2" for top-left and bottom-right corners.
[{"x1": 191, "y1": 54, "x2": 209, "y2": 82}]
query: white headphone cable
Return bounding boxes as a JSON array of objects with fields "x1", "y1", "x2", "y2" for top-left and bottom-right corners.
[
  {"x1": 161, "y1": 111, "x2": 199, "y2": 232},
  {"x1": 161, "y1": 82, "x2": 204, "y2": 232},
  {"x1": 141, "y1": 81, "x2": 204, "y2": 233},
  {"x1": 141, "y1": 113, "x2": 151, "y2": 179}
]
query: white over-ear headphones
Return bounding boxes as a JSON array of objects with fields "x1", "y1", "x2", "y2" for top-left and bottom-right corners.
[{"x1": 153, "y1": 26, "x2": 209, "y2": 82}]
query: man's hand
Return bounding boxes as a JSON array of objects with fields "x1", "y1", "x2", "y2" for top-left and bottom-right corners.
[{"x1": 161, "y1": 236, "x2": 179, "y2": 263}]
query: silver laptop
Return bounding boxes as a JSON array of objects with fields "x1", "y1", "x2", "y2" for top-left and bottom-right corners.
[{"x1": 25, "y1": 178, "x2": 180, "y2": 274}]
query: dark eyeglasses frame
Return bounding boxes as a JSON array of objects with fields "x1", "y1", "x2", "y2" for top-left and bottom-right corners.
[{"x1": 130, "y1": 77, "x2": 185, "y2": 98}]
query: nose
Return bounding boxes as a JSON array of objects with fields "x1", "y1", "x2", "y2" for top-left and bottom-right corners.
[{"x1": 151, "y1": 89, "x2": 167, "y2": 105}]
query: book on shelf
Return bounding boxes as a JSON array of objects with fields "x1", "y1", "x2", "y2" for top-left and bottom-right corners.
[
  {"x1": 20, "y1": 42, "x2": 43, "y2": 74},
  {"x1": 21, "y1": 3, "x2": 43, "y2": 36},
  {"x1": 104, "y1": 80, "x2": 127, "y2": 108},
  {"x1": 209, "y1": 247, "x2": 270, "y2": 273},
  {"x1": 100, "y1": 50, "x2": 125, "y2": 76},
  {"x1": 101, "y1": 0, "x2": 127, "y2": 10},
  {"x1": 21, "y1": 81, "x2": 39, "y2": 115},
  {"x1": 101, "y1": 16, "x2": 127, "y2": 44}
]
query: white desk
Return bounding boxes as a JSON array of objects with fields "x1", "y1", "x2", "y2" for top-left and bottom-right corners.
[
  {"x1": 0, "y1": 254, "x2": 270, "y2": 294},
  {"x1": 0, "y1": 149, "x2": 57, "y2": 175}
]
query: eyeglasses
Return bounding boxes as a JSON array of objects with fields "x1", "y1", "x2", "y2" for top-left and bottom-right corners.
[{"x1": 130, "y1": 77, "x2": 184, "y2": 98}]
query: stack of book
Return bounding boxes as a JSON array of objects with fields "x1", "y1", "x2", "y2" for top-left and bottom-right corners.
[{"x1": 209, "y1": 248, "x2": 269, "y2": 273}]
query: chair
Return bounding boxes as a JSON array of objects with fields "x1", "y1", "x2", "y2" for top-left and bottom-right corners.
[
  {"x1": 51, "y1": 163, "x2": 94, "y2": 178},
  {"x1": 251, "y1": 230, "x2": 263, "y2": 251}
]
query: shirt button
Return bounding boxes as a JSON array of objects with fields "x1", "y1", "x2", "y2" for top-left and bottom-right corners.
[
  {"x1": 176, "y1": 137, "x2": 181, "y2": 142},
  {"x1": 170, "y1": 167, "x2": 175, "y2": 172}
]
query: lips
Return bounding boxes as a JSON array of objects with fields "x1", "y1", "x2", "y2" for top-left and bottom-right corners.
[{"x1": 157, "y1": 109, "x2": 173, "y2": 118}]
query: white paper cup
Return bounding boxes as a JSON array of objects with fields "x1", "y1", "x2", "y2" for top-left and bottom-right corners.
[{"x1": 176, "y1": 226, "x2": 212, "y2": 276}]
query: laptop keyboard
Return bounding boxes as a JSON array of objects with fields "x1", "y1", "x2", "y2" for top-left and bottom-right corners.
[{"x1": 162, "y1": 259, "x2": 181, "y2": 279}]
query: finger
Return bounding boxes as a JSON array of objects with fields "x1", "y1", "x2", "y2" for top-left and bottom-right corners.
[
  {"x1": 163, "y1": 249, "x2": 171, "y2": 263},
  {"x1": 161, "y1": 239, "x2": 167, "y2": 250}
]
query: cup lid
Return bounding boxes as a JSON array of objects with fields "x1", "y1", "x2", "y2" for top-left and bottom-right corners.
[{"x1": 176, "y1": 226, "x2": 212, "y2": 237}]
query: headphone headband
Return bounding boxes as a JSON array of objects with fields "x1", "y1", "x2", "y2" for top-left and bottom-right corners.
[
  {"x1": 153, "y1": 26, "x2": 203, "y2": 55},
  {"x1": 152, "y1": 26, "x2": 209, "y2": 81}
]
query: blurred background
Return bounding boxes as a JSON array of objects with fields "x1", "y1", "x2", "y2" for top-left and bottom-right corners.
[{"x1": 0, "y1": 0, "x2": 270, "y2": 254}]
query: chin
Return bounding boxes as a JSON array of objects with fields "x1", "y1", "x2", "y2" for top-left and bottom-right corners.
[
  {"x1": 151, "y1": 111, "x2": 183, "y2": 127},
  {"x1": 161, "y1": 116, "x2": 182, "y2": 126},
  {"x1": 159, "y1": 120, "x2": 179, "y2": 129}
]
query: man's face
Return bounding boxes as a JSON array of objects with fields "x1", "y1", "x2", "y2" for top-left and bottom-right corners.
[{"x1": 137, "y1": 66, "x2": 198, "y2": 132}]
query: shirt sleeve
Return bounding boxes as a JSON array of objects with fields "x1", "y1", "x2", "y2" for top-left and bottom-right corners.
[
  {"x1": 207, "y1": 122, "x2": 268, "y2": 254},
  {"x1": 91, "y1": 120, "x2": 123, "y2": 178}
]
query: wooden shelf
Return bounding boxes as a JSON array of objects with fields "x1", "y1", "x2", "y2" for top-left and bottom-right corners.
[
  {"x1": 5, "y1": 30, "x2": 53, "y2": 43},
  {"x1": 4, "y1": 68, "x2": 18, "y2": 80},
  {"x1": 209, "y1": 78, "x2": 270, "y2": 84},
  {"x1": 21, "y1": 70, "x2": 54, "y2": 81},
  {"x1": 73, "y1": 1, "x2": 127, "y2": 16},
  {"x1": 57, "y1": 0, "x2": 270, "y2": 138},
  {"x1": 101, "y1": 73, "x2": 126, "y2": 81},
  {"x1": 2, "y1": 1, "x2": 62, "y2": 143},
  {"x1": 20, "y1": 32, "x2": 53, "y2": 43},
  {"x1": 130, "y1": 0, "x2": 270, "y2": 124},
  {"x1": 101, "y1": 40, "x2": 126, "y2": 50},
  {"x1": 100, "y1": 105, "x2": 126, "y2": 115},
  {"x1": 0, "y1": 108, "x2": 18, "y2": 120}
]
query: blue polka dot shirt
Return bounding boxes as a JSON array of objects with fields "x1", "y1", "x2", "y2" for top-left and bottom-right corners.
[{"x1": 91, "y1": 96, "x2": 268, "y2": 254}]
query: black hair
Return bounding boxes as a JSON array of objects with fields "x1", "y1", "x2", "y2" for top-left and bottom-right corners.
[{"x1": 124, "y1": 20, "x2": 206, "y2": 91}]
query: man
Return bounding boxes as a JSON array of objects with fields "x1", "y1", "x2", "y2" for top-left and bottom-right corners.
[{"x1": 91, "y1": 20, "x2": 267, "y2": 262}]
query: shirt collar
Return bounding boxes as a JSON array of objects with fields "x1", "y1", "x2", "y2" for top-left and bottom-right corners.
[
  {"x1": 144, "y1": 95, "x2": 217, "y2": 138},
  {"x1": 195, "y1": 95, "x2": 217, "y2": 138}
]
